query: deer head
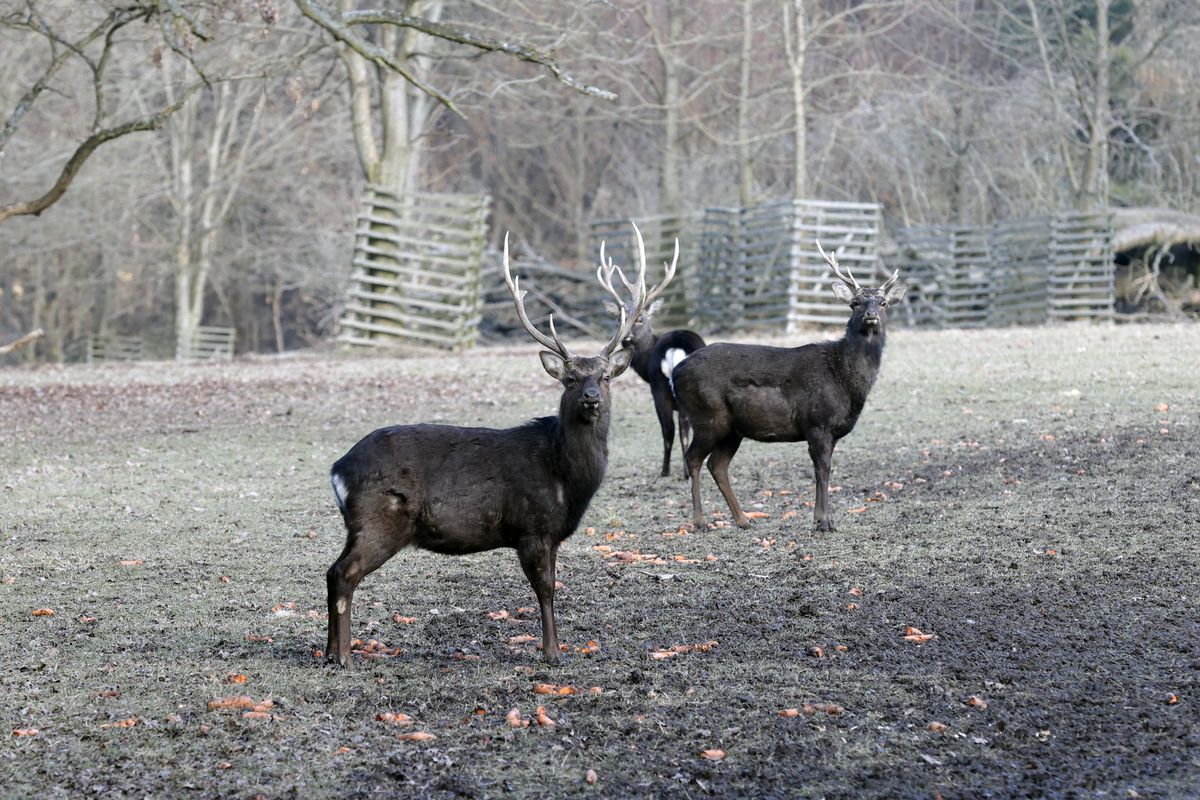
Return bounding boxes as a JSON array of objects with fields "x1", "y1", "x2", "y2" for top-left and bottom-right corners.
[
  {"x1": 818, "y1": 240, "x2": 907, "y2": 335},
  {"x1": 599, "y1": 226, "x2": 679, "y2": 350},
  {"x1": 504, "y1": 229, "x2": 671, "y2": 423}
]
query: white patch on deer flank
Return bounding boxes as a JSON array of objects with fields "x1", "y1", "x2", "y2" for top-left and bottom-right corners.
[
  {"x1": 336, "y1": 598, "x2": 347, "y2": 615},
  {"x1": 331, "y1": 472, "x2": 349, "y2": 511},
  {"x1": 663, "y1": 348, "x2": 689, "y2": 393},
  {"x1": 556, "y1": 482, "x2": 565, "y2": 506}
]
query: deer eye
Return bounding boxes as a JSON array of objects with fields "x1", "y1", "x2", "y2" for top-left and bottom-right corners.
[{"x1": 602, "y1": 373, "x2": 612, "y2": 382}]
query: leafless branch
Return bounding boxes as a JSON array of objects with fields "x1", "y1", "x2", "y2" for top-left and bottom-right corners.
[
  {"x1": 0, "y1": 328, "x2": 43, "y2": 356},
  {"x1": 0, "y1": 83, "x2": 203, "y2": 224},
  {"x1": 292, "y1": 0, "x2": 616, "y2": 118}
]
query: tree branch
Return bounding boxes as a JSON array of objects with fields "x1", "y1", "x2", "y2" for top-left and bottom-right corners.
[
  {"x1": 0, "y1": 83, "x2": 203, "y2": 224},
  {"x1": 293, "y1": 0, "x2": 616, "y2": 117},
  {"x1": 0, "y1": 328, "x2": 43, "y2": 356}
]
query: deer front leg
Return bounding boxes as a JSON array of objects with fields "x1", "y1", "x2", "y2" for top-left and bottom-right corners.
[
  {"x1": 808, "y1": 435, "x2": 835, "y2": 532},
  {"x1": 519, "y1": 540, "x2": 562, "y2": 665},
  {"x1": 654, "y1": 393, "x2": 677, "y2": 478}
]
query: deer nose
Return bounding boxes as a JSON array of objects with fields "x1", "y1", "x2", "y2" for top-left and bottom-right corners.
[{"x1": 582, "y1": 386, "x2": 602, "y2": 405}]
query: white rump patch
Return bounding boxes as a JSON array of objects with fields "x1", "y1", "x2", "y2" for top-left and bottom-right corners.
[
  {"x1": 662, "y1": 348, "x2": 689, "y2": 393},
  {"x1": 331, "y1": 472, "x2": 349, "y2": 512}
]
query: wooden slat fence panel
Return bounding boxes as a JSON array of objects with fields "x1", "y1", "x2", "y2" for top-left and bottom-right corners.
[
  {"x1": 789, "y1": 200, "x2": 883, "y2": 328},
  {"x1": 893, "y1": 210, "x2": 1113, "y2": 328},
  {"x1": 1048, "y1": 211, "x2": 1114, "y2": 320},
  {"x1": 340, "y1": 186, "x2": 491, "y2": 351},
  {"x1": 85, "y1": 334, "x2": 144, "y2": 363},
  {"x1": 679, "y1": 200, "x2": 883, "y2": 332},
  {"x1": 176, "y1": 326, "x2": 235, "y2": 360},
  {"x1": 693, "y1": 207, "x2": 739, "y2": 328}
]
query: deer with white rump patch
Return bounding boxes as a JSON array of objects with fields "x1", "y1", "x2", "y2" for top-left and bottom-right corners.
[
  {"x1": 671, "y1": 242, "x2": 906, "y2": 533},
  {"x1": 325, "y1": 226, "x2": 667, "y2": 667},
  {"x1": 603, "y1": 241, "x2": 706, "y2": 479}
]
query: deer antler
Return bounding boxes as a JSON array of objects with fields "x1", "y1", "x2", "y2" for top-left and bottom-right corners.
[
  {"x1": 503, "y1": 233, "x2": 573, "y2": 360},
  {"x1": 644, "y1": 236, "x2": 679, "y2": 310},
  {"x1": 596, "y1": 222, "x2": 659, "y2": 357},
  {"x1": 816, "y1": 239, "x2": 861, "y2": 293},
  {"x1": 879, "y1": 268, "x2": 900, "y2": 293}
]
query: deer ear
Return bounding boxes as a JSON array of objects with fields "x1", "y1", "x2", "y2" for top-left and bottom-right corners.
[
  {"x1": 603, "y1": 301, "x2": 621, "y2": 316},
  {"x1": 646, "y1": 298, "x2": 664, "y2": 318},
  {"x1": 831, "y1": 281, "x2": 856, "y2": 304},
  {"x1": 884, "y1": 281, "x2": 908, "y2": 304},
  {"x1": 539, "y1": 351, "x2": 567, "y2": 381},
  {"x1": 609, "y1": 347, "x2": 634, "y2": 378}
]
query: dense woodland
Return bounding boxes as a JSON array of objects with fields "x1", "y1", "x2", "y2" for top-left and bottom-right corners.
[{"x1": 2, "y1": 0, "x2": 1198, "y2": 361}]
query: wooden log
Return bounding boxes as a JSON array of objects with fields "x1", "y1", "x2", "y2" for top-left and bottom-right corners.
[{"x1": 0, "y1": 328, "x2": 44, "y2": 356}]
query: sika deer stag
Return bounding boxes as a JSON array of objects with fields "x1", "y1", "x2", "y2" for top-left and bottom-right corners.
[
  {"x1": 326, "y1": 227, "x2": 665, "y2": 668},
  {"x1": 672, "y1": 242, "x2": 907, "y2": 533},
  {"x1": 603, "y1": 238, "x2": 706, "y2": 479}
]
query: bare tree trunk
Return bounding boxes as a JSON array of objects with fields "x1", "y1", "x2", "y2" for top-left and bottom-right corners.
[
  {"x1": 660, "y1": 0, "x2": 683, "y2": 217},
  {"x1": 272, "y1": 277, "x2": 286, "y2": 353},
  {"x1": 737, "y1": 0, "x2": 756, "y2": 207},
  {"x1": 343, "y1": 0, "x2": 443, "y2": 195},
  {"x1": 1078, "y1": 0, "x2": 1110, "y2": 211},
  {"x1": 172, "y1": 98, "x2": 198, "y2": 353},
  {"x1": 783, "y1": 0, "x2": 808, "y2": 199}
]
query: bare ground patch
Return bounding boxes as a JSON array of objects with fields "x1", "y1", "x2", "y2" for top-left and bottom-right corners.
[{"x1": 2, "y1": 325, "x2": 1197, "y2": 798}]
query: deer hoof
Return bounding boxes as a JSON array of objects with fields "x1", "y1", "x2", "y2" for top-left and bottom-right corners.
[{"x1": 542, "y1": 651, "x2": 562, "y2": 667}]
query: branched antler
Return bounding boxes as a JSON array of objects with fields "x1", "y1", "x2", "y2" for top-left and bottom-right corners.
[
  {"x1": 595, "y1": 222, "x2": 657, "y2": 357},
  {"x1": 817, "y1": 239, "x2": 861, "y2": 292},
  {"x1": 502, "y1": 233, "x2": 573, "y2": 360}
]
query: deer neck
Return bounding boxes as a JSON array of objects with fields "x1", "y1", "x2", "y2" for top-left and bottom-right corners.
[
  {"x1": 832, "y1": 327, "x2": 886, "y2": 405},
  {"x1": 629, "y1": 334, "x2": 659, "y2": 381},
  {"x1": 552, "y1": 408, "x2": 611, "y2": 508}
]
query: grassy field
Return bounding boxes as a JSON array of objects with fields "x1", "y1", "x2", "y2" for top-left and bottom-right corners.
[{"x1": 2, "y1": 323, "x2": 1197, "y2": 798}]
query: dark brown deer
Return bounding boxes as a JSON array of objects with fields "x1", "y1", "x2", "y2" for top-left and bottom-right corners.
[
  {"x1": 672, "y1": 242, "x2": 906, "y2": 533},
  {"x1": 603, "y1": 240, "x2": 706, "y2": 478},
  {"x1": 325, "y1": 228, "x2": 664, "y2": 668}
]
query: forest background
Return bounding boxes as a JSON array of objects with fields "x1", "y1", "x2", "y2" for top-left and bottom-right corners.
[{"x1": 2, "y1": 0, "x2": 1198, "y2": 360}]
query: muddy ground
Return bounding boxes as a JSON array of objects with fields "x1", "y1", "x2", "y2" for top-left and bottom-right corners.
[{"x1": 1, "y1": 324, "x2": 1197, "y2": 799}]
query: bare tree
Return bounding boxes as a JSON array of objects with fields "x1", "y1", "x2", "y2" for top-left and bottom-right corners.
[
  {"x1": 0, "y1": 1, "x2": 209, "y2": 225},
  {"x1": 292, "y1": 0, "x2": 615, "y2": 193}
]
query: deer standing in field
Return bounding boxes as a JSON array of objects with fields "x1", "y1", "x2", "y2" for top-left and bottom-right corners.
[
  {"x1": 671, "y1": 242, "x2": 906, "y2": 533},
  {"x1": 325, "y1": 227, "x2": 666, "y2": 668},
  {"x1": 604, "y1": 243, "x2": 706, "y2": 478}
]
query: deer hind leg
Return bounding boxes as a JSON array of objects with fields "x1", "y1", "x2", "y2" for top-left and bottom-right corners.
[
  {"x1": 684, "y1": 431, "x2": 717, "y2": 528},
  {"x1": 653, "y1": 391, "x2": 677, "y2": 478},
  {"x1": 707, "y1": 433, "x2": 750, "y2": 528},
  {"x1": 518, "y1": 540, "x2": 562, "y2": 665},
  {"x1": 677, "y1": 410, "x2": 692, "y2": 481},
  {"x1": 327, "y1": 492, "x2": 413, "y2": 668}
]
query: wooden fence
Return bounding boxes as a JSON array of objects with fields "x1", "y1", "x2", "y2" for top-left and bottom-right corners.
[
  {"x1": 893, "y1": 210, "x2": 1114, "y2": 327},
  {"x1": 477, "y1": 248, "x2": 609, "y2": 344},
  {"x1": 176, "y1": 326, "x2": 235, "y2": 360},
  {"x1": 85, "y1": 334, "x2": 144, "y2": 363},
  {"x1": 685, "y1": 199, "x2": 883, "y2": 331},
  {"x1": 339, "y1": 186, "x2": 491, "y2": 351}
]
